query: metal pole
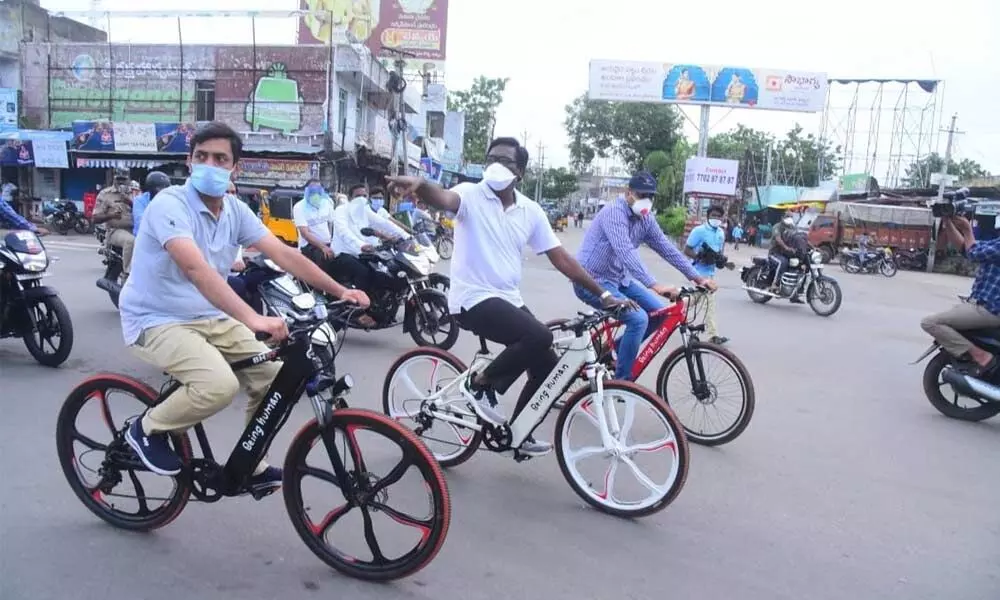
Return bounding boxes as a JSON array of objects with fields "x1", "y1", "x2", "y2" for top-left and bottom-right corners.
[
  {"x1": 177, "y1": 18, "x2": 184, "y2": 121},
  {"x1": 395, "y1": 55, "x2": 408, "y2": 176},
  {"x1": 927, "y1": 113, "x2": 959, "y2": 273},
  {"x1": 250, "y1": 16, "x2": 257, "y2": 128},
  {"x1": 696, "y1": 104, "x2": 710, "y2": 157}
]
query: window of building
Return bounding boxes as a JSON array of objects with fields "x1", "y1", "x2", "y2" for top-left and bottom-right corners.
[
  {"x1": 195, "y1": 80, "x2": 215, "y2": 121},
  {"x1": 337, "y1": 88, "x2": 348, "y2": 134}
]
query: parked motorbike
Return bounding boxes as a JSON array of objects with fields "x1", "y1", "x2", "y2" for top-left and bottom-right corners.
[
  {"x1": 0, "y1": 230, "x2": 74, "y2": 366},
  {"x1": 94, "y1": 224, "x2": 125, "y2": 308},
  {"x1": 915, "y1": 318, "x2": 1000, "y2": 422},
  {"x1": 896, "y1": 248, "x2": 929, "y2": 271},
  {"x1": 740, "y1": 246, "x2": 843, "y2": 317},
  {"x1": 43, "y1": 200, "x2": 90, "y2": 235},
  {"x1": 304, "y1": 228, "x2": 459, "y2": 350},
  {"x1": 843, "y1": 247, "x2": 897, "y2": 277}
]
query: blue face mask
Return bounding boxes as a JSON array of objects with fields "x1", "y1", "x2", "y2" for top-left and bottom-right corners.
[
  {"x1": 370, "y1": 198, "x2": 385, "y2": 212},
  {"x1": 189, "y1": 163, "x2": 232, "y2": 198}
]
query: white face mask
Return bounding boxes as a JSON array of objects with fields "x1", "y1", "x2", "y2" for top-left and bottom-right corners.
[
  {"x1": 630, "y1": 198, "x2": 653, "y2": 217},
  {"x1": 483, "y1": 162, "x2": 517, "y2": 191},
  {"x1": 708, "y1": 218, "x2": 722, "y2": 228},
  {"x1": 783, "y1": 217, "x2": 794, "y2": 226}
]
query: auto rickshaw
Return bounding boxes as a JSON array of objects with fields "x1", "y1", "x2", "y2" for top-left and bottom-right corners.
[
  {"x1": 548, "y1": 210, "x2": 568, "y2": 232},
  {"x1": 259, "y1": 188, "x2": 302, "y2": 246}
]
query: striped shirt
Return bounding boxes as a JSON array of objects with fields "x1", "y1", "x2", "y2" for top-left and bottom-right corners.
[{"x1": 577, "y1": 197, "x2": 700, "y2": 287}]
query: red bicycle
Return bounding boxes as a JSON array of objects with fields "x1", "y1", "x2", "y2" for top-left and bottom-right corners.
[{"x1": 548, "y1": 286, "x2": 755, "y2": 446}]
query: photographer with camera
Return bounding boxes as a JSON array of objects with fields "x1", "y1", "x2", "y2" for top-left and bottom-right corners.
[
  {"x1": 685, "y1": 205, "x2": 730, "y2": 344},
  {"x1": 921, "y1": 214, "x2": 1000, "y2": 375}
]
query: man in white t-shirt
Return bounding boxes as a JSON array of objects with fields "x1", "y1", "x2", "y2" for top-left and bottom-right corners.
[
  {"x1": 294, "y1": 179, "x2": 336, "y2": 267},
  {"x1": 389, "y1": 137, "x2": 629, "y2": 457}
]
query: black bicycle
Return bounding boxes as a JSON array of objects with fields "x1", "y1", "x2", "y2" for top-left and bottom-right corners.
[{"x1": 56, "y1": 297, "x2": 451, "y2": 582}]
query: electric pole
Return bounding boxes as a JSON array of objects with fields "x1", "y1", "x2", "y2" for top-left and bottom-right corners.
[
  {"x1": 927, "y1": 114, "x2": 962, "y2": 273},
  {"x1": 535, "y1": 141, "x2": 545, "y2": 202}
]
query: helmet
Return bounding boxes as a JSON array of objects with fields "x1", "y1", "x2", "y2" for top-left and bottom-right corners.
[{"x1": 145, "y1": 171, "x2": 171, "y2": 195}]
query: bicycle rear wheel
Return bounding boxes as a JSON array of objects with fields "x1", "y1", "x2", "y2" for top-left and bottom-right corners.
[
  {"x1": 554, "y1": 381, "x2": 689, "y2": 518},
  {"x1": 283, "y1": 409, "x2": 451, "y2": 582},
  {"x1": 655, "y1": 342, "x2": 755, "y2": 446}
]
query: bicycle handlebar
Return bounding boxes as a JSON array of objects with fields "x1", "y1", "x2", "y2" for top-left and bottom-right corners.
[{"x1": 253, "y1": 299, "x2": 357, "y2": 342}]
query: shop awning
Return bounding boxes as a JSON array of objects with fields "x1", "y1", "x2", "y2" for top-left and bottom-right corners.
[{"x1": 74, "y1": 157, "x2": 177, "y2": 169}]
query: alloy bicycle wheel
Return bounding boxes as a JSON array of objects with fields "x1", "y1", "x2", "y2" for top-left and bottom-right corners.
[
  {"x1": 55, "y1": 374, "x2": 193, "y2": 531},
  {"x1": 554, "y1": 381, "x2": 689, "y2": 518},
  {"x1": 655, "y1": 342, "x2": 755, "y2": 446},
  {"x1": 283, "y1": 409, "x2": 451, "y2": 582},
  {"x1": 382, "y1": 347, "x2": 483, "y2": 467}
]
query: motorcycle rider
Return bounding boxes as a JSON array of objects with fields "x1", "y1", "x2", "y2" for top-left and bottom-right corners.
[
  {"x1": 575, "y1": 171, "x2": 715, "y2": 380},
  {"x1": 388, "y1": 136, "x2": 633, "y2": 456},
  {"x1": 92, "y1": 168, "x2": 136, "y2": 281},
  {"x1": 768, "y1": 211, "x2": 801, "y2": 301},
  {"x1": 685, "y1": 204, "x2": 729, "y2": 344},
  {"x1": 132, "y1": 172, "x2": 172, "y2": 236},
  {"x1": 120, "y1": 121, "x2": 369, "y2": 483},
  {"x1": 369, "y1": 187, "x2": 413, "y2": 234},
  {"x1": 0, "y1": 192, "x2": 48, "y2": 235},
  {"x1": 921, "y1": 215, "x2": 1000, "y2": 375},
  {"x1": 294, "y1": 179, "x2": 336, "y2": 268}
]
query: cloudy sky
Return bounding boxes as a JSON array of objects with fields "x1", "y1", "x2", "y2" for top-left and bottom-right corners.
[{"x1": 46, "y1": 0, "x2": 999, "y2": 177}]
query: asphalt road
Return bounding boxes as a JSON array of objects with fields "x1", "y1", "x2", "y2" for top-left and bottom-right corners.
[{"x1": 1, "y1": 226, "x2": 997, "y2": 600}]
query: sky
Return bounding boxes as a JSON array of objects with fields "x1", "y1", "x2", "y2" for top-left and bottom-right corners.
[{"x1": 44, "y1": 0, "x2": 1000, "y2": 179}]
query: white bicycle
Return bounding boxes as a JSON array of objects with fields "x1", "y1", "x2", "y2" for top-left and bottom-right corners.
[{"x1": 382, "y1": 308, "x2": 690, "y2": 518}]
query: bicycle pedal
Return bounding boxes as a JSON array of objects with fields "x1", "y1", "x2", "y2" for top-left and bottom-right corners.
[
  {"x1": 512, "y1": 451, "x2": 532, "y2": 463},
  {"x1": 249, "y1": 486, "x2": 280, "y2": 501}
]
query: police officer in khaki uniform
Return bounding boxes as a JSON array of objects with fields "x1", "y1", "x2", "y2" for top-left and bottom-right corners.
[{"x1": 93, "y1": 168, "x2": 136, "y2": 280}]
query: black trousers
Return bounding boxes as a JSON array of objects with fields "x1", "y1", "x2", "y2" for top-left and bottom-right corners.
[
  {"x1": 458, "y1": 298, "x2": 558, "y2": 420},
  {"x1": 303, "y1": 245, "x2": 372, "y2": 292}
]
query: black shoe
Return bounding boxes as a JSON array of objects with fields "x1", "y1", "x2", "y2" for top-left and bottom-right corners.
[
  {"x1": 246, "y1": 466, "x2": 283, "y2": 495},
  {"x1": 125, "y1": 417, "x2": 182, "y2": 476},
  {"x1": 790, "y1": 295, "x2": 805, "y2": 304},
  {"x1": 710, "y1": 336, "x2": 730, "y2": 345}
]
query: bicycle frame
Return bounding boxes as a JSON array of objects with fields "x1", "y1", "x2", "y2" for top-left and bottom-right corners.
[
  {"x1": 155, "y1": 335, "x2": 350, "y2": 498},
  {"x1": 419, "y1": 330, "x2": 604, "y2": 449},
  {"x1": 593, "y1": 296, "x2": 694, "y2": 381}
]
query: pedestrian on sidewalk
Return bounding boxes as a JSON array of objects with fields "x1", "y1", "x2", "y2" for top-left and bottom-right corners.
[{"x1": 732, "y1": 223, "x2": 744, "y2": 251}]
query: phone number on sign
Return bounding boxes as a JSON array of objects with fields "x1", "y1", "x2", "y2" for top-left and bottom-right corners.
[{"x1": 687, "y1": 173, "x2": 736, "y2": 185}]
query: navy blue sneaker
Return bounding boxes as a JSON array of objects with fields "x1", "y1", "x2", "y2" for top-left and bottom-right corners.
[
  {"x1": 246, "y1": 466, "x2": 283, "y2": 495},
  {"x1": 125, "y1": 417, "x2": 182, "y2": 476}
]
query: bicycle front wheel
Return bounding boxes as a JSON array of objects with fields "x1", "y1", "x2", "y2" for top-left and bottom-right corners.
[
  {"x1": 554, "y1": 381, "x2": 690, "y2": 518},
  {"x1": 283, "y1": 409, "x2": 451, "y2": 582},
  {"x1": 655, "y1": 342, "x2": 755, "y2": 446}
]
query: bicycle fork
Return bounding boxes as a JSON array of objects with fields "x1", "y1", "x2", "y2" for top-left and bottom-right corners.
[{"x1": 681, "y1": 332, "x2": 712, "y2": 401}]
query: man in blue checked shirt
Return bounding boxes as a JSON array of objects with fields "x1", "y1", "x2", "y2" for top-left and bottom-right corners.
[
  {"x1": 575, "y1": 171, "x2": 716, "y2": 381},
  {"x1": 0, "y1": 194, "x2": 47, "y2": 235},
  {"x1": 922, "y1": 215, "x2": 1000, "y2": 375}
]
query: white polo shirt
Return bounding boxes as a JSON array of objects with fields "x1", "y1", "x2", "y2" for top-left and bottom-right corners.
[
  {"x1": 292, "y1": 196, "x2": 335, "y2": 249},
  {"x1": 448, "y1": 181, "x2": 560, "y2": 314}
]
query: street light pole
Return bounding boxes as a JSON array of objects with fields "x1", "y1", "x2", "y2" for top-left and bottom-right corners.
[{"x1": 927, "y1": 114, "x2": 960, "y2": 273}]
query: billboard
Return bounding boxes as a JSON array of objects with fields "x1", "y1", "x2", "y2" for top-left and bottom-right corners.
[
  {"x1": 683, "y1": 156, "x2": 739, "y2": 197},
  {"x1": 0, "y1": 140, "x2": 33, "y2": 166},
  {"x1": 0, "y1": 88, "x2": 17, "y2": 133},
  {"x1": 588, "y1": 60, "x2": 827, "y2": 113},
  {"x1": 297, "y1": 0, "x2": 449, "y2": 73}
]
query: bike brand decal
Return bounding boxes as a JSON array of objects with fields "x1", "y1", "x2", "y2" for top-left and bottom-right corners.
[
  {"x1": 250, "y1": 350, "x2": 277, "y2": 366},
  {"x1": 531, "y1": 360, "x2": 573, "y2": 411},
  {"x1": 636, "y1": 327, "x2": 670, "y2": 370},
  {"x1": 241, "y1": 391, "x2": 283, "y2": 452}
]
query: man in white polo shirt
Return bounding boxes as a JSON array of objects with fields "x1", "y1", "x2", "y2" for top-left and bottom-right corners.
[
  {"x1": 389, "y1": 137, "x2": 629, "y2": 457},
  {"x1": 294, "y1": 178, "x2": 336, "y2": 263}
]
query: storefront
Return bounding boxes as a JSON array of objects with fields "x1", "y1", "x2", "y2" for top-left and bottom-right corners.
[{"x1": 1, "y1": 129, "x2": 73, "y2": 217}]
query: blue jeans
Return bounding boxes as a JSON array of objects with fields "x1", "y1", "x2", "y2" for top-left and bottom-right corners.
[{"x1": 573, "y1": 280, "x2": 668, "y2": 380}]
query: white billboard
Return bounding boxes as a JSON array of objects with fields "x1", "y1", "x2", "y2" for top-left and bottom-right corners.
[
  {"x1": 684, "y1": 156, "x2": 740, "y2": 196},
  {"x1": 588, "y1": 60, "x2": 828, "y2": 113}
]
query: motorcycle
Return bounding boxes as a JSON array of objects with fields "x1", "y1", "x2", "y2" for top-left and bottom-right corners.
[
  {"x1": 0, "y1": 230, "x2": 74, "y2": 366},
  {"x1": 433, "y1": 222, "x2": 454, "y2": 260},
  {"x1": 896, "y1": 248, "x2": 929, "y2": 271},
  {"x1": 43, "y1": 200, "x2": 90, "y2": 235},
  {"x1": 842, "y1": 247, "x2": 897, "y2": 277},
  {"x1": 304, "y1": 228, "x2": 459, "y2": 350},
  {"x1": 94, "y1": 224, "x2": 125, "y2": 308},
  {"x1": 740, "y1": 246, "x2": 843, "y2": 317},
  {"x1": 915, "y1": 320, "x2": 1000, "y2": 422}
]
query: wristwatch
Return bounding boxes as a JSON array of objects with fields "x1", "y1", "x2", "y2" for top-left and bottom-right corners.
[{"x1": 599, "y1": 291, "x2": 612, "y2": 300}]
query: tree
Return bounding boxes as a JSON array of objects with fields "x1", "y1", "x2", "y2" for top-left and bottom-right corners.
[
  {"x1": 564, "y1": 94, "x2": 685, "y2": 171},
  {"x1": 448, "y1": 76, "x2": 509, "y2": 165},
  {"x1": 705, "y1": 124, "x2": 840, "y2": 187},
  {"x1": 903, "y1": 153, "x2": 991, "y2": 188},
  {"x1": 520, "y1": 166, "x2": 580, "y2": 201},
  {"x1": 774, "y1": 124, "x2": 840, "y2": 186},
  {"x1": 644, "y1": 141, "x2": 693, "y2": 208}
]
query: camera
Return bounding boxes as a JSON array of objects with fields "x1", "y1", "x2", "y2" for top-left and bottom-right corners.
[{"x1": 931, "y1": 187, "x2": 975, "y2": 218}]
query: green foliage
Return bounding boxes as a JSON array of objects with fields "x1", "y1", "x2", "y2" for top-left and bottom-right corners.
[
  {"x1": 520, "y1": 166, "x2": 580, "y2": 200},
  {"x1": 903, "y1": 153, "x2": 990, "y2": 188},
  {"x1": 707, "y1": 124, "x2": 840, "y2": 186},
  {"x1": 656, "y1": 206, "x2": 688, "y2": 237},
  {"x1": 448, "y1": 76, "x2": 509, "y2": 165}
]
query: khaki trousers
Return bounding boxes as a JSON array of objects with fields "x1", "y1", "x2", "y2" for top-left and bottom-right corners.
[
  {"x1": 920, "y1": 302, "x2": 1000, "y2": 357},
  {"x1": 107, "y1": 228, "x2": 135, "y2": 275},
  {"x1": 131, "y1": 317, "x2": 282, "y2": 474},
  {"x1": 704, "y1": 277, "x2": 719, "y2": 338}
]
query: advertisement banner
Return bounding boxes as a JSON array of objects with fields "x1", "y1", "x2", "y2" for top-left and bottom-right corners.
[
  {"x1": 32, "y1": 139, "x2": 69, "y2": 169},
  {"x1": 0, "y1": 140, "x2": 33, "y2": 166},
  {"x1": 236, "y1": 158, "x2": 319, "y2": 187},
  {"x1": 72, "y1": 120, "x2": 115, "y2": 151},
  {"x1": 420, "y1": 157, "x2": 443, "y2": 183},
  {"x1": 838, "y1": 173, "x2": 870, "y2": 195},
  {"x1": 441, "y1": 110, "x2": 465, "y2": 171},
  {"x1": 297, "y1": 0, "x2": 449, "y2": 73},
  {"x1": 588, "y1": 60, "x2": 827, "y2": 113},
  {"x1": 112, "y1": 122, "x2": 158, "y2": 153},
  {"x1": 683, "y1": 157, "x2": 740, "y2": 196},
  {"x1": 0, "y1": 88, "x2": 17, "y2": 133},
  {"x1": 155, "y1": 123, "x2": 197, "y2": 153}
]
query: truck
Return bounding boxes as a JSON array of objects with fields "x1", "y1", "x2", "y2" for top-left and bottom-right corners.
[{"x1": 807, "y1": 202, "x2": 935, "y2": 263}]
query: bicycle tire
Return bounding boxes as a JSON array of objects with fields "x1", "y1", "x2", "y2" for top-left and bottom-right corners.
[
  {"x1": 56, "y1": 374, "x2": 193, "y2": 532},
  {"x1": 554, "y1": 381, "x2": 690, "y2": 518},
  {"x1": 382, "y1": 347, "x2": 483, "y2": 467},
  {"x1": 283, "y1": 409, "x2": 451, "y2": 581},
  {"x1": 655, "y1": 342, "x2": 755, "y2": 446}
]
